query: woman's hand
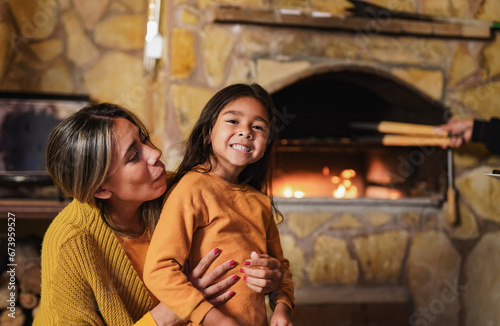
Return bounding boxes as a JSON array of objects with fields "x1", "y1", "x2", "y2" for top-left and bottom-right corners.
[
  {"x1": 240, "y1": 251, "x2": 283, "y2": 293},
  {"x1": 187, "y1": 248, "x2": 238, "y2": 306}
]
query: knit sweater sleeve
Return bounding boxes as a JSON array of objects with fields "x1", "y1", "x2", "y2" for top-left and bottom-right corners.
[
  {"x1": 144, "y1": 177, "x2": 213, "y2": 325},
  {"x1": 35, "y1": 232, "x2": 108, "y2": 325},
  {"x1": 266, "y1": 217, "x2": 295, "y2": 311}
]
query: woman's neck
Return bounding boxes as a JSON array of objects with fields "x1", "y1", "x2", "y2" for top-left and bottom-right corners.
[{"x1": 106, "y1": 200, "x2": 144, "y2": 234}]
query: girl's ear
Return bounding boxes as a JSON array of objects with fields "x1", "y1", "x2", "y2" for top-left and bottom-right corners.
[{"x1": 95, "y1": 186, "x2": 112, "y2": 199}]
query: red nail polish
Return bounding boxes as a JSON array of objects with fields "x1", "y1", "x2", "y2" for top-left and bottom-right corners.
[
  {"x1": 240, "y1": 268, "x2": 245, "y2": 273},
  {"x1": 212, "y1": 248, "x2": 220, "y2": 255},
  {"x1": 232, "y1": 275, "x2": 238, "y2": 281},
  {"x1": 244, "y1": 260, "x2": 251, "y2": 266},
  {"x1": 229, "y1": 260, "x2": 236, "y2": 267},
  {"x1": 229, "y1": 291, "x2": 235, "y2": 296},
  {"x1": 244, "y1": 275, "x2": 247, "y2": 281}
]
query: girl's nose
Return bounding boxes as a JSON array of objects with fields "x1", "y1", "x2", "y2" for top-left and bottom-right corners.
[{"x1": 238, "y1": 127, "x2": 253, "y2": 139}]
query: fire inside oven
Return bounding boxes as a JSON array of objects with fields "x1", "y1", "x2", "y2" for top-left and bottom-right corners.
[{"x1": 270, "y1": 68, "x2": 447, "y2": 200}]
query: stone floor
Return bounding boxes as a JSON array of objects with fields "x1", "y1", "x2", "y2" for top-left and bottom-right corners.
[{"x1": 291, "y1": 303, "x2": 411, "y2": 326}]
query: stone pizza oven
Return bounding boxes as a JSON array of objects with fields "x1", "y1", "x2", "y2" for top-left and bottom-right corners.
[{"x1": 2, "y1": 0, "x2": 500, "y2": 325}]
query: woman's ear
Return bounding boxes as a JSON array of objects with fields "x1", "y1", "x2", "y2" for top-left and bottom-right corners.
[{"x1": 95, "y1": 186, "x2": 112, "y2": 199}]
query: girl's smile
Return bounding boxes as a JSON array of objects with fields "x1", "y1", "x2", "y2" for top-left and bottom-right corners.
[{"x1": 209, "y1": 96, "x2": 270, "y2": 183}]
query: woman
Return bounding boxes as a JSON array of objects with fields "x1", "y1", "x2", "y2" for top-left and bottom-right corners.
[{"x1": 34, "y1": 103, "x2": 283, "y2": 325}]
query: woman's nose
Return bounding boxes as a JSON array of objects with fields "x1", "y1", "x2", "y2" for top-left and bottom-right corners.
[{"x1": 145, "y1": 144, "x2": 161, "y2": 165}]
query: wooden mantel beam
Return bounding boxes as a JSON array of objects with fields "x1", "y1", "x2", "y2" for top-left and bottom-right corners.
[{"x1": 212, "y1": 6, "x2": 492, "y2": 40}]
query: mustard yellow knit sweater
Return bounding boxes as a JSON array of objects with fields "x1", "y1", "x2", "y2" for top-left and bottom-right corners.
[{"x1": 33, "y1": 200, "x2": 156, "y2": 326}]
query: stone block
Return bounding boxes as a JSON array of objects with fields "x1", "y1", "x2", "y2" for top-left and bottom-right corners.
[
  {"x1": 62, "y1": 11, "x2": 99, "y2": 68},
  {"x1": 40, "y1": 60, "x2": 76, "y2": 93},
  {"x1": 83, "y1": 52, "x2": 143, "y2": 114},
  {"x1": 391, "y1": 67, "x2": 443, "y2": 101},
  {"x1": 453, "y1": 82, "x2": 500, "y2": 119},
  {"x1": 407, "y1": 231, "x2": 461, "y2": 326},
  {"x1": 481, "y1": 37, "x2": 500, "y2": 79},
  {"x1": 288, "y1": 212, "x2": 333, "y2": 238},
  {"x1": 0, "y1": 21, "x2": 15, "y2": 79},
  {"x1": 367, "y1": 211, "x2": 390, "y2": 227},
  {"x1": 447, "y1": 44, "x2": 477, "y2": 86},
  {"x1": 201, "y1": 26, "x2": 234, "y2": 87},
  {"x1": 476, "y1": 0, "x2": 500, "y2": 22},
  {"x1": 280, "y1": 234, "x2": 305, "y2": 289},
  {"x1": 455, "y1": 165, "x2": 500, "y2": 222},
  {"x1": 6, "y1": 0, "x2": 58, "y2": 40},
  {"x1": 227, "y1": 58, "x2": 254, "y2": 84},
  {"x1": 443, "y1": 202, "x2": 479, "y2": 240},
  {"x1": 29, "y1": 39, "x2": 63, "y2": 62},
  {"x1": 310, "y1": 0, "x2": 350, "y2": 15},
  {"x1": 465, "y1": 231, "x2": 500, "y2": 326},
  {"x1": 170, "y1": 84, "x2": 214, "y2": 137},
  {"x1": 368, "y1": 37, "x2": 419, "y2": 64},
  {"x1": 72, "y1": 0, "x2": 110, "y2": 30},
  {"x1": 329, "y1": 213, "x2": 362, "y2": 229},
  {"x1": 256, "y1": 59, "x2": 310, "y2": 88},
  {"x1": 171, "y1": 28, "x2": 196, "y2": 78},
  {"x1": 94, "y1": 15, "x2": 146, "y2": 51},
  {"x1": 308, "y1": 235, "x2": 358, "y2": 286},
  {"x1": 402, "y1": 211, "x2": 420, "y2": 227},
  {"x1": 353, "y1": 230, "x2": 409, "y2": 283}
]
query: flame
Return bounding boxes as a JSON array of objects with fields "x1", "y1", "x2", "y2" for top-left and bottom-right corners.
[
  {"x1": 274, "y1": 168, "x2": 361, "y2": 199},
  {"x1": 294, "y1": 191, "x2": 305, "y2": 198},
  {"x1": 333, "y1": 184, "x2": 346, "y2": 198}
]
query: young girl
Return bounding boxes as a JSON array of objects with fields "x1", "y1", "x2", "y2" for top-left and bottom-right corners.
[{"x1": 144, "y1": 84, "x2": 294, "y2": 326}]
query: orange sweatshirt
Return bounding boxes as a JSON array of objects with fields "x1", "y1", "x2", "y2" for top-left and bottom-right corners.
[{"x1": 144, "y1": 170, "x2": 294, "y2": 326}]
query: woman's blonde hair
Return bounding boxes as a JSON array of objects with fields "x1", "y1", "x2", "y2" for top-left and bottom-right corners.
[{"x1": 46, "y1": 102, "x2": 164, "y2": 237}]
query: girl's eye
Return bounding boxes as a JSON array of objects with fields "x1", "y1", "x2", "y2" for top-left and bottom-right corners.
[
  {"x1": 253, "y1": 125, "x2": 265, "y2": 131},
  {"x1": 227, "y1": 119, "x2": 238, "y2": 124}
]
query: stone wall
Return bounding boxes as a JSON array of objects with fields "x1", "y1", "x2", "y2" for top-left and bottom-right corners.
[{"x1": 2, "y1": 0, "x2": 500, "y2": 325}]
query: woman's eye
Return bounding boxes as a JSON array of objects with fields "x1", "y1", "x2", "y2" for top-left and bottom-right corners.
[{"x1": 128, "y1": 149, "x2": 139, "y2": 162}]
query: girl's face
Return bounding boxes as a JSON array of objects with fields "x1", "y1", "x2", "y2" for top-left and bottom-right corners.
[
  {"x1": 209, "y1": 97, "x2": 270, "y2": 183},
  {"x1": 97, "y1": 117, "x2": 167, "y2": 206}
]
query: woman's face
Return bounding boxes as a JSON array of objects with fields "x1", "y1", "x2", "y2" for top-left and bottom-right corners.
[{"x1": 98, "y1": 117, "x2": 166, "y2": 205}]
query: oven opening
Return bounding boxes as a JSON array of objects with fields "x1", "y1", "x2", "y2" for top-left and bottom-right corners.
[{"x1": 270, "y1": 68, "x2": 447, "y2": 201}]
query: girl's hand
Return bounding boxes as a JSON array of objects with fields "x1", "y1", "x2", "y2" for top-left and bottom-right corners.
[
  {"x1": 241, "y1": 251, "x2": 283, "y2": 293},
  {"x1": 186, "y1": 248, "x2": 238, "y2": 305},
  {"x1": 270, "y1": 303, "x2": 293, "y2": 326}
]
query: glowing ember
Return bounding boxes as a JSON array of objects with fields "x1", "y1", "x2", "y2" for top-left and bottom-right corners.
[
  {"x1": 333, "y1": 184, "x2": 346, "y2": 198},
  {"x1": 331, "y1": 176, "x2": 340, "y2": 184},
  {"x1": 341, "y1": 169, "x2": 356, "y2": 178},
  {"x1": 283, "y1": 188, "x2": 293, "y2": 198},
  {"x1": 294, "y1": 191, "x2": 305, "y2": 198}
]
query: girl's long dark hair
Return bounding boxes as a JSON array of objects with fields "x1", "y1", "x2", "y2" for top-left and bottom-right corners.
[{"x1": 172, "y1": 83, "x2": 282, "y2": 220}]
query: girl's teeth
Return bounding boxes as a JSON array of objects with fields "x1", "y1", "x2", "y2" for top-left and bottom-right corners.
[{"x1": 231, "y1": 144, "x2": 250, "y2": 152}]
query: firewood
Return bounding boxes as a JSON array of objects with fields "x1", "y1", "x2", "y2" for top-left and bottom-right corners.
[
  {"x1": 17, "y1": 262, "x2": 41, "y2": 296},
  {"x1": 19, "y1": 292, "x2": 38, "y2": 310},
  {"x1": 0, "y1": 271, "x2": 17, "y2": 310},
  {"x1": 0, "y1": 307, "x2": 25, "y2": 326}
]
